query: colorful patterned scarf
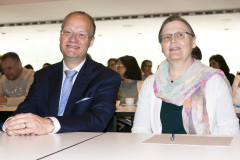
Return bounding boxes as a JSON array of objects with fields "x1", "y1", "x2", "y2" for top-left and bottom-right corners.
[{"x1": 154, "y1": 59, "x2": 232, "y2": 135}]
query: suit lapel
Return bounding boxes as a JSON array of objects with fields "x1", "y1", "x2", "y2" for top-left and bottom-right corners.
[
  {"x1": 63, "y1": 57, "x2": 93, "y2": 115},
  {"x1": 49, "y1": 62, "x2": 63, "y2": 115}
]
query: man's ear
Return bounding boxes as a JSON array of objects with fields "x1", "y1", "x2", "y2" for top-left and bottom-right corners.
[
  {"x1": 89, "y1": 36, "x2": 95, "y2": 47},
  {"x1": 18, "y1": 61, "x2": 22, "y2": 69}
]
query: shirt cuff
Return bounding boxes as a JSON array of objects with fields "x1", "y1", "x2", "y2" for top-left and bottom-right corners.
[
  {"x1": 2, "y1": 117, "x2": 13, "y2": 132},
  {"x1": 46, "y1": 117, "x2": 61, "y2": 134}
]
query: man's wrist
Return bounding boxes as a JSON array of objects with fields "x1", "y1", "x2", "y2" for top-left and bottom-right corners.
[{"x1": 46, "y1": 118, "x2": 55, "y2": 133}]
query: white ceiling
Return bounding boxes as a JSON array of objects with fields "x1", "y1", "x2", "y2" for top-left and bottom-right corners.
[
  {"x1": 0, "y1": 0, "x2": 239, "y2": 23},
  {"x1": 0, "y1": 0, "x2": 240, "y2": 73}
]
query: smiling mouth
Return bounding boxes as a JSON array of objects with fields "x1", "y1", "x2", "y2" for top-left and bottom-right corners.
[
  {"x1": 170, "y1": 47, "x2": 181, "y2": 51},
  {"x1": 67, "y1": 45, "x2": 79, "y2": 49}
]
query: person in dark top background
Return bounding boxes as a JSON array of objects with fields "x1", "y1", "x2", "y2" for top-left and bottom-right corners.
[
  {"x1": 209, "y1": 54, "x2": 235, "y2": 86},
  {"x1": 191, "y1": 46, "x2": 202, "y2": 60}
]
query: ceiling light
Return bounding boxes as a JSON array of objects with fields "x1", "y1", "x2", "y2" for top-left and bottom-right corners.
[
  {"x1": 220, "y1": 19, "x2": 232, "y2": 23},
  {"x1": 37, "y1": 29, "x2": 46, "y2": 32},
  {"x1": 123, "y1": 25, "x2": 133, "y2": 28}
]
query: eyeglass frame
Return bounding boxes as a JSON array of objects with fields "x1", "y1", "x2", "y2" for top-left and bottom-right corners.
[
  {"x1": 116, "y1": 64, "x2": 124, "y2": 69},
  {"x1": 159, "y1": 31, "x2": 195, "y2": 43},
  {"x1": 61, "y1": 29, "x2": 92, "y2": 39}
]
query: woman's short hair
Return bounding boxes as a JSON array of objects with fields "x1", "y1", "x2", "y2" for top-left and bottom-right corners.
[
  {"x1": 141, "y1": 60, "x2": 152, "y2": 72},
  {"x1": 117, "y1": 55, "x2": 142, "y2": 80},
  {"x1": 209, "y1": 54, "x2": 230, "y2": 75},
  {"x1": 158, "y1": 14, "x2": 196, "y2": 43}
]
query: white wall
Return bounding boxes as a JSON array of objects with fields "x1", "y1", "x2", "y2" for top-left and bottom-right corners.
[{"x1": 0, "y1": 13, "x2": 239, "y2": 75}]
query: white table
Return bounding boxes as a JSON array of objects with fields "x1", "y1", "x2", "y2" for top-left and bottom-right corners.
[
  {"x1": 43, "y1": 133, "x2": 240, "y2": 160},
  {"x1": 0, "y1": 132, "x2": 103, "y2": 160}
]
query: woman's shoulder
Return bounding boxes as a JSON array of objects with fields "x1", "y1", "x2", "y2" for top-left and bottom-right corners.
[
  {"x1": 145, "y1": 74, "x2": 155, "y2": 82},
  {"x1": 206, "y1": 73, "x2": 230, "y2": 92}
]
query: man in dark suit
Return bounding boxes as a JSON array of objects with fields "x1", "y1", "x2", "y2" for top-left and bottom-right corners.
[{"x1": 3, "y1": 11, "x2": 121, "y2": 136}]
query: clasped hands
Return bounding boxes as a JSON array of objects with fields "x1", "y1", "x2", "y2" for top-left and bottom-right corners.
[{"x1": 5, "y1": 113, "x2": 54, "y2": 136}]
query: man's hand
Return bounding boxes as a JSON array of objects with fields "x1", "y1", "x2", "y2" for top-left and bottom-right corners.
[
  {"x1": 5, "y1": 113, "x2": 54, "y2": 136},
  {"x1": 0, "y1": 95, "x2": 7, "y2": 105}
]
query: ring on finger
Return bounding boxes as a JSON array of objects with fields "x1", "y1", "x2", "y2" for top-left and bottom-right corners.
[{"x1": 24, "y1": 122, "x2": 27, "y2": 128}]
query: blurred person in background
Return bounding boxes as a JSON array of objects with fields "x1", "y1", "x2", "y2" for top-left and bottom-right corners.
[
  {"x1": 209, "y1": 54, "x2": 235, "y2": 86},
  {"x1": 141, "y1": 60, "x2": 153, "y2": 80},
  {"x1": 24, "y1": 64, "x2": 34, "y2": 70},
  {"x1": 107, "y1": 58, "x2": 117, "y2": 72},
  {"x1": 116, "y1": 55, "x2": 143, "y2": 105},
  {"x1": 191, "y1": 46, "x2": 202, "y2": 60},
  {"x1": 42, "y1": 63, "x2": 51, "y2": 68},
  {"x1": 0, "y1": 52, "x2": 34, "y2": 106},
  {"x1": 232, "y1": 71, "x2": 240, "y2": 106}
]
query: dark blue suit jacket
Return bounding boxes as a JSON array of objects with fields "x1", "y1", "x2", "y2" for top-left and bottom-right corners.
[{"x1": 8, "y1": 57, "x2": 121, "y2": 133}]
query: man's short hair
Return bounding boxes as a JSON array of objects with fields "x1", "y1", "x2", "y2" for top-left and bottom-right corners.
[
  {"x1": 1, "y1": 52, "x2": 20, "y2": 62},
  {"x1": 61, "y1": 11, "x2": 96, "y2": 38}
]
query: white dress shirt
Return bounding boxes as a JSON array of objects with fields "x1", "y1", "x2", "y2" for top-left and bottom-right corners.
[{"x1": 48, "y1": 59, "x2": 86, "y2": 133}]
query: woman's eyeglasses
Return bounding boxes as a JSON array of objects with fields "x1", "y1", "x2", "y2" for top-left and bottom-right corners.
[{"x1": 160, "y1": 31, "x2": 194, "y2": 43}]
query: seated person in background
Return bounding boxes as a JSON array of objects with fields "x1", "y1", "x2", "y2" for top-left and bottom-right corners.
[
  {"x1": 191, "y1": 46, "x2": 202, "y2": 60},
  {"x1": 232, "y1": 72, "x2": 240, "y2": 106},
  {"x1": 0, "y1": 55, "x2": 3, "y2": 78},
  {"x1": 107, "y1": 58, "x2": 117, "y2": 72},
  {"x1": 42, "y1": 63, "x2": 51, "y2": 68},
  {"x1": 116, "y1": 55, "x2": 143, "y2": 105},
  {"x1": 209, "y1": 54, "x2": 235, "y2": 86},
  {"x1": 132, "y1": 15, "x2": 239, "y2": 135},
  {"x1": 0, "y1": 52, "x2": 34, "y2": 106},
  {"x1": 141, "y1": 60, "x2": 153, "y2": 80},
  {"x1": 24, "y1": 64, "x2": 34, "y2": 70},
  {"x1": 2, "y1": 11, "x2": 121, "y2": 136}
]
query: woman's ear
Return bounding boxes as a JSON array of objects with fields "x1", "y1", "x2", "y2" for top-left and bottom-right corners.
[{"x1": 192, "y1": 37, "x2": 196, "y2": 48}]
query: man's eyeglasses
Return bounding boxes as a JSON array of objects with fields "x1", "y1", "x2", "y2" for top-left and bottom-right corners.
[
  {"x1": 159, "y1": 31, "x2": 194, "y2": 43},
  {"x1": 61, "y1": 29, "x2": 91, "y2": 40}
]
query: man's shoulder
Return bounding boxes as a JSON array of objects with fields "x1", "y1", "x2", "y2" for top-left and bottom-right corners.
[
  {"x1": 22, "y1": 68, "x2": 34, "y2": 76},
  {"x1": 35, "y1": 62, "x2": 62, "y2": 75},
  {"x1": 91, "y1": 60, "x2": 119, "y2": 77}
]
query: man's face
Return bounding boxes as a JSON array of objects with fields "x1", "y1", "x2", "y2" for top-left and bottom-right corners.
[
  {"x1": 1, "y1": 58, "x2": 22, "y2": 80},
  {"x1": 59, "y1": 14, "x2": 95, "y2": 62}
]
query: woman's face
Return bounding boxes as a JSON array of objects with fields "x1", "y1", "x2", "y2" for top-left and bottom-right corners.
[
  {"x1": 116, "y1": 60, "x2": 126, "y2": 79},
  {"x1": 160, "y1": 20, "x2": 196, "y2": 63},
  {"x1": 143, "y1": 61, "x2": 152, "y2": 73},
  {"x1": 210, "y1": 60, "x2": 220, "y2": 69}
]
